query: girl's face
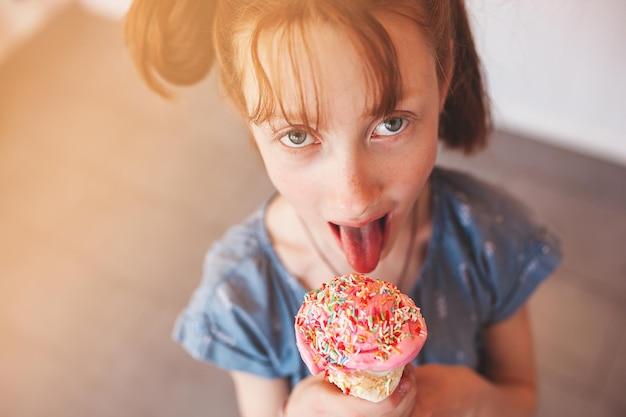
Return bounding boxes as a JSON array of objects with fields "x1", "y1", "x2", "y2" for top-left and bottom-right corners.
[{"x1": 244, "y1": 14, "x2": 446, "y2": 273}]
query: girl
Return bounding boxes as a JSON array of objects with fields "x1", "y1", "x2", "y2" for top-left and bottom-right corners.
[{"x1": 125, "y1": 1, "x2": 561, "y2": 416}]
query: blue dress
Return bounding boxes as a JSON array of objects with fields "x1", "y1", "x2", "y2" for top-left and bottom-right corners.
[{"x1": 172, "y1": 167, "x2": 562, "y2": 389}]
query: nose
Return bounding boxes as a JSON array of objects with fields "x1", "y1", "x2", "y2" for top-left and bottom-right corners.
[{"x1": 325, "y1": 146, "x2": 381, "y2": 221}]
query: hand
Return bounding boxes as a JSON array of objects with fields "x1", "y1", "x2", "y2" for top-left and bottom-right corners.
[
  {"x1": 284, "y1": 366, "x2": 418, "y2": 417},
  {"x1": 409, "y1": 364, "x2": 491, "y2": 417},
  {"x1": 406, "y1": 309, "x2": 538, "y2": 417}
]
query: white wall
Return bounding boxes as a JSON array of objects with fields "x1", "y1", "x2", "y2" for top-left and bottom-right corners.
[
  {"x1": 79, "y1": 0, "x2": 131, "y2": 20},
  {"x1": 467, "y1": 0, "x2": 626, "y2": 165},
  {"x1": 0, "y1": 0, "x2": 72, "y2": 64}
]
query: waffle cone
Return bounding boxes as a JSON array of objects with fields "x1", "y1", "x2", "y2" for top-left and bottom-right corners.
[{"x1": 326, "y1": 366, "x2": 404, "y2": 402}]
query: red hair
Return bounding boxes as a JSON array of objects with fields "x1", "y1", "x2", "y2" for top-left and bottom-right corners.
[{"x1": 125, "y1": 0, "x2": 490, "y2": 153}]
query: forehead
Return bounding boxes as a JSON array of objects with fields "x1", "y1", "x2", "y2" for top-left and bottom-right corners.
[{"x1": 241, "y1": 12, "x2": 437, "y2": 126}]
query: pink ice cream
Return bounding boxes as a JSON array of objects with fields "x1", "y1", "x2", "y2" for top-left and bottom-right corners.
[{"x1": 295, "y1": 273, "x2": 427, "y2": 375}]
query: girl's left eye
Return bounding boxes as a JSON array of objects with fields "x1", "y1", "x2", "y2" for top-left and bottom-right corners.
[
  {"x1": 373, "y1": 117, "x2": 407, "y2": 137},
  {"x1": 279, "y1": 130, "x2": 314, "y2": 148}
]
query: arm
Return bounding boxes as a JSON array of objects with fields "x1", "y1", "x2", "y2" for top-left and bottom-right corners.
[
  {"x1": 479, "y1": 304, "x2": 537, "y2": 415},
  {"x1": 230, "y1": 371, "x2": 289, "y2": 417},
  {"x1": 409, "y1": 305, "x2": 537, "y2": 417}
]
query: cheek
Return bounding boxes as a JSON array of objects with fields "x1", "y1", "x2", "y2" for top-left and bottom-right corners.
[
  {"x1": 266, "y1": 165, "x2": 299, "y2": 195},
  {"x1": 250, "y1": 126, "x2": 323, "y2": 204},
  {"x1": 256, "y1": 146, "x2": 318, "y2": 203},
  {"x1": 386, "y1": 130, "x2": 438, "y2": 194}
]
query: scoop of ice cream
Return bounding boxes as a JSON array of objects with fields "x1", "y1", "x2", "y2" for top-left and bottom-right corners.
[{"x1": 294, "y1": 273, "x2": 427, "y2": 375}]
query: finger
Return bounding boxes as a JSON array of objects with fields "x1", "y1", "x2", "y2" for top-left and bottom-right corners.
[
  {"x1": 387, "y1": 365, "x2": 418, "y2": 416},
  {"x1": 356, "y1": 366, "x2": 418, "y2": 417}
]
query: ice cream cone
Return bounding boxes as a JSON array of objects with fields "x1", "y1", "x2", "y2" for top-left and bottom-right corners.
[
  {"x1": 327, "y1": 366, "x2": 404, "y2": 402},
  {"x1": 294, "y1": 273, "x2": 427, "y2": 402}
]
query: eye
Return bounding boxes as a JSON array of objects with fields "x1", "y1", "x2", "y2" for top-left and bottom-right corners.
[
  {"x1": 373, "y1": 117, "x2": 407, "y2": 137},
  {"x1": 279, "y1": 130, "x2": 314, "y2": 148}
]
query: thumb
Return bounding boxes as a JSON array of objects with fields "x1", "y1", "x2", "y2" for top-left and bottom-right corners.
[{"x1": 377, "y1": 364, "x2": 417, "y2": 416}]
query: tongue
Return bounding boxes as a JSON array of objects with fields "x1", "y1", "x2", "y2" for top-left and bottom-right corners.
[{"x1": 339, "y1": 220, "x2": 383, "y2": 273}]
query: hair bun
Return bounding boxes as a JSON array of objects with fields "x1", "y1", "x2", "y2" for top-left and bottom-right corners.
[{"x1": 125, "y1": 0, "x2": 218, "y2": 97}]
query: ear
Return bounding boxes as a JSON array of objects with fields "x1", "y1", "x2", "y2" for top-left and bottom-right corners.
[{"x1": 438, "y1": 39, "x2": 455, "y2": 112}]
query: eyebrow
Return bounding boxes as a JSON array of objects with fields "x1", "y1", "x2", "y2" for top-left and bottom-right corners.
[
  {"x1": 253, "y1": 92, "x2": 426, "y2": 129},
  {"x1": 252, "y1": 112, "x2": 310, "y2": 128}
]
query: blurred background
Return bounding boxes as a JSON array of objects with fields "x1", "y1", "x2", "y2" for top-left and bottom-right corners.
[{"x1": 0, "y1": 1, "x2": 624, "y2": 416}]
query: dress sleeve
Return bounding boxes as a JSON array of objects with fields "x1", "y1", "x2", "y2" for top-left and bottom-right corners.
[
  {"x1": 486, "y1": 219, "x2": 562, "y2": 323},
  {"x1": 172, "y1": 280, "x2": 282, "y2": 378},
  {"x1": 172, "y1": 227, "x2": 296, "y2": 379}
]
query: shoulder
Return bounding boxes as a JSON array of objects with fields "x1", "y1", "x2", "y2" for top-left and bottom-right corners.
[
  {"x1": 431, "y1": 167, "x2": 557, "y2": 249},
  {"x1": 432, "y1": 167, "x2": 530, "y2": 223},
  {"x1": 196, "y1": 203, "x2": 298, "y2": 312},
  {"x1": 203, "y1": 206, "x2": 272, "y2": 287}
]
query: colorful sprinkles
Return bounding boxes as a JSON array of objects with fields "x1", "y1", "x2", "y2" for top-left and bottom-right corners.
[{"x1": 295, "y1": 273, "x2": 426, "y2": 369}]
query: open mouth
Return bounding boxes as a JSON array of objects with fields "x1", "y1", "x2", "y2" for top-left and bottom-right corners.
[
  {"x1": 329, "y1": 214, "x2": 388, "y2": 242},
  {"x1": 329, "y1": 214, "x2": 389, "y2": 273}
]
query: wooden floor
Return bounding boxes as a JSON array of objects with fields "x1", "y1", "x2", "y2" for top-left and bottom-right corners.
[{"x1": 1, "y1": 6, "x2": 624, "y2": 417}]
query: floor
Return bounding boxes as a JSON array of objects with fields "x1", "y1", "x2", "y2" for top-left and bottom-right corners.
[{"x1": 1, "y1": 6, "x2": 624, "y2": 417}]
